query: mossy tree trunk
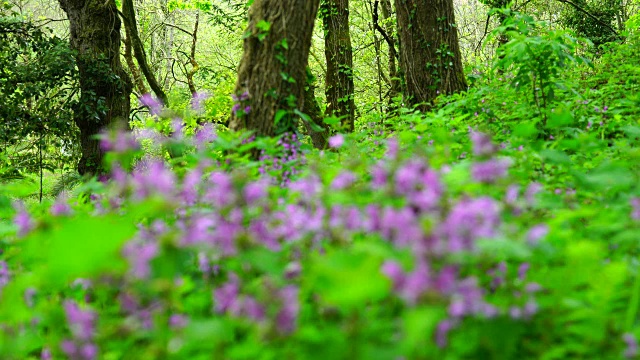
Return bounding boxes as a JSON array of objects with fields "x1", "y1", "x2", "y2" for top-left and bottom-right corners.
[
  {"x1": 58, "y1": 0, "x2": 132, "y2": 175},
  {"x1": 321, "y1": 0, "x2": 356, "y2": 132},
  {"x1": 303, "y1": 69, "x2": 329, "y2": 149},
  {"x1": 395, "y1": 0, "x2": 467, "y2": 111},
  {"x1": 230, "y1": 0, "x2": 321, "y2": 137}
]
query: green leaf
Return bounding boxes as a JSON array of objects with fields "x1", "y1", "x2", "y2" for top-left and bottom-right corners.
[
  {"x1": 310, "y1": 248, "x2": 389, "y2": 310},
  {"x1": 547, "y1": 108, "x2": 574, "y2": 128},
  {"x1": 540, "y1": 149, "x2": 572, "y2": 165},
  {"x1": 26, "y1": 214, "x2": 136, "y2": 286},
  {"x1": 274, "y1": 109, "x2": 288, "y2": 125}
]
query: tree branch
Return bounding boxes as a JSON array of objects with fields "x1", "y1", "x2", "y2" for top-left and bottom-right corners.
[
  {"x1": 119, "y1": 0, "x2": 169, "y2": 105},
  {"x1": 372, "y1": 0, "x2": 398, "y2": 61},
  {"x1": 555, "y1": 0, "x2": 620, "y2": 37}
]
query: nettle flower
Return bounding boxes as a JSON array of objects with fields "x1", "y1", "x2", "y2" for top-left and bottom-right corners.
[
  {"x1": 139, "y1": 94, "x2": 163, "y2": 116},
  {"x1": 439, "y1": 197, "x2": 500, "y2": 253},
  {"x1": 328, "y1": 134, "x2": 345, "y2": 148},
  {"x1": 62, "y1": 301, "x2": 98, "y2": 360},
  {"x1": 470, "y1": 131, "x2": 496, "y2": 157},
  {"x1": 471, "y1": 158, "x2": 510, "y2": 183},
  {"x1": 631, "y1": 198, "x2": 640, "y2": 220},
  {"x1": 13, "y1": 203, "x2": 33, "y2": 237}
]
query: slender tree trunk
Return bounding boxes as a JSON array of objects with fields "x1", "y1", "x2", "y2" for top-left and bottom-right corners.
[
  {"x1": 321, "y1": 0, "x2": 356, "y2": 132},
  {"x1": 186, "y1": 12, "x2": 200, "y2": 95},
  {"x1": 303, "y1": 69, "x2": 329, "y2": 149},
  {"x1": 395, "y1": 0, "x2": 467, "y2": 111},
  {"x1": 122, "y1": 0, "x2": 168, "y2": 104},
  {"x1": 230, "y1": 0, "x2": 321, "y2": 137},
  {"x1": 124, "y1": 25, "x2": 148, "y2": 95},
  {"x1": 58, "y1": 0, "x2": 132, "y2": 175},
  {"x1": 380, "y1": 0, "x2": 400, "y2": 103}
]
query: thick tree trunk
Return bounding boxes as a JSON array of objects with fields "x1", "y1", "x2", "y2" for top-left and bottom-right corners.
[
  {"x1": 321, "y1": 0, "x2": 356, "y2": 132},
  {"x1": 58, "y1": 0, "x2": 132, "y2": 175},
  {"x1": 395, "y1": 0, "x2": 467, "y2": 111},
  {"x1": 230, "y1": 0, "x2": 321, "y2": 137}
]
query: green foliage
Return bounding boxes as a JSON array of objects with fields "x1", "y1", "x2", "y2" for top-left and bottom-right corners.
[
  {"x1": 2, "y1": 1, "x2": 640, "y2": 359},
  {"x1": 0, "y1": 14, "x2": 79, "y2": 176},
  {"x1": 560, "y1": 0, "x2": 621, "y2": 48},
  {"x1": 491, "y1": 10, "x2": 591, "y2": 126}
]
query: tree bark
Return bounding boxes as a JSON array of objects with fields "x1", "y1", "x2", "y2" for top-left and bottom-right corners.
[
  {"x1": 121, "y1": 0, "x2": 168, "y2": 104},
  {"x1": 395, "y1": 0, "x2": 467, "y2": 111},
  {"x1": 230, "y1": 0, "x2": 321, "y2": 137},
  {"x1": 58, "y1": 0, "x2": 132, "y2": 175},
  {"x1": 380, "y1": 0, "x2": 400, "y2": 102},
  {"x1": 321, "y1": 0, "x2": 356, "y2": 132},
  {"x1": 303, "y1": 69, "x2": 329, "y2": 149},
  {"x1": 124, "y1": 26, "x2": 148, "y2": 95},
  {"x1": 186, "y1": 12, "x2": 200, "y2": 95}
]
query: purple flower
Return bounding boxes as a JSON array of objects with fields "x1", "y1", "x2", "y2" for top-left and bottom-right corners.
[
  {"x1": 436, "y1": 319, "x2": 454, "y2": 348},
  {"x1": 276, "y1": 286, "x2": 299, "y2": 334},
  {"x1": 328, "y1": 134, "x2": 345, "y2": 148},
  {"x1": 470, "y1": 131, "x2": 495, "y2": 156},
  {"x1": 244, "y1": 106, "x2": 252, "y2": 114},
  {"x1": 195, "y1": 123, "x2": 217, "y2": 148},
  {"x1": 285, "y1": 262, "x2": 302, "y2": 279},
  {"x1": 213, "y1": 274, "x2": 240, "y2": 315},
  {"x1": 386, "y1": 137, "x2": 399, "y2": 159},
  {"x1": 624, "y1": 333, "x2": 638, "y2": 358},
  {"x1": 123, "y1": 240, "x2": 158, "y2": 279},
  {"x1": 527, "y1": 224, "x2": 549, "y2": 245},
  {"x1": 509, "y1": 306, "x2": 523, "y2": 319},
  {"x1": 0, "y1": 261, "x2": 9, "y2": 288},
  {"x1": 24, "y1": 288, "x2": 36, "y2": 307},
  {"x1": 382, "y1": 259, "x2": 404, "y2": 285},
  {"x1": 631, "y1": 198, "x2": 640, "y2": 220},
  {"x1": 64, "y1": 301, "x2": 96, "y2": 341},
  {"x1": 331, "y1": 171, "x2": 356, "y2": 190},
  {"x1": 51, "y1": 196, "x2": 72, "y2": 216},
  {"x1": 231, "y1": 103, "x2": 242, "y2": 116},
  {"x1": 525, "y1": 183, "x2": 543, "y2": 204},
  {"x1": 525, "y1": 282, "x2": 542, "y2": 293},
  {"x1": 440, "y1": 197, "x2": 500, "y2": 252},
  {"x1": 204, "y1": 171, "x2": 236, "y2": 207},
  {"x1": 13, "y1": 206, "x2": 33, "y2": 237},
  {"x1": 191, "y1": 91, "x2": 211, "y2": 113},
  {"x1": 169, "y1": 314, "x2": 189, "y2": 329},
  {"x1": 140, "y1": 94, "x2": 163, "y2": 116},
  {"x1": 505, "y1": 185, "x2": 519, "y2": 205},
  {"x1": 41, "y1": 347, "x2": 52, "y2": 360},
  {"x1": 523, "y1": 300, "x2": 538, "y2": 317},
  {"x1": 518, "y1": 262, "x2": 530, "y2": 281},
  {"x1": 241, "y1": 297, "x2": 265, "y2": 322},
  {"x1": 80, "y1": 343, "x2": 98, "y2": 360},
  {"x1": 471, "y1": 159, "x2": 510, "y2": 183},
  {"x1": 131, "y1": 160, "x2": 177, "y2": 199},
  {"x1": 244, "y1": 180, "x2": 268, "y2": 204},
  {"x1": 61, "y1": 340, "x2": 77, "y2": 358}
]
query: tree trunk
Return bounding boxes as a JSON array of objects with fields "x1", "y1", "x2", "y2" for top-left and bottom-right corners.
[
  {"x1": 122, "y1": 0, "x2": 168, "y2": 104},
  {"x1": 380, "y1": 0, "x2": 401, "y2": 103},
  {"x1": 321, "y1": 0, "x2": 356, "y2": 132},
  {"x1": 124, "y1": 24, "x2": 148, "y2": 95},
  {"x1": 58, "y1": 0, "x2": 132, "y2": 175},
  {"x1": 230, "y1": 0, "x2": 321, "y2": 137},
  {"x1": 395, "y1": 0, "x2": 467, "y2": 111},
  {"x1": 303, "y1": 69, "x2": 329, "y2": 149}
]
